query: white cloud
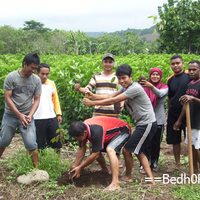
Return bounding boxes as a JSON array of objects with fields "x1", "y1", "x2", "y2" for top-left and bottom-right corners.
[{"x1": 0, "y1": 0, "x2": 168, "y2": 32}]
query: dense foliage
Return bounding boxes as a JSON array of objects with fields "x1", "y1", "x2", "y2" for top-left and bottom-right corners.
[
  {"x1": 157, "y1": 0, "x2": 200, "y2": 54},
  {"x1": 0, "y1": 21, "x2": 152, "y2": 56},
  {"x1": 1, "y1": 53, "x2": 199, "y2": 135}
]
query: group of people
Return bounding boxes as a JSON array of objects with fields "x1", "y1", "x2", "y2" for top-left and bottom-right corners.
[
  {"x1": 0, "y1": 53, "x2": 63, "y2": 169},
  {"x1": 0, "y1": 53, "x2": 200, "y2": 192}
]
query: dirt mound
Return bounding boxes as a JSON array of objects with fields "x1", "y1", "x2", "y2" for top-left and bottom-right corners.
[{"x1": 57, "y1": 169, "x2": 112, "y2": 187}]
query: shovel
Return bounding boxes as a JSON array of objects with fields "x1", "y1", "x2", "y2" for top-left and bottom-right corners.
[{"x1": 185, "y1": 102, "x2": 194, "y2": 185}]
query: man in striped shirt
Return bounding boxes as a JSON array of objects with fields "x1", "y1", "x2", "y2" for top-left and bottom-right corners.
[{"x1": 75, "y1": 53, "x2": 121, "y2": 118}]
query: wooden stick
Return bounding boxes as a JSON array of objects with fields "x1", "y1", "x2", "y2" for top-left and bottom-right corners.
[{"x1": 185, "y1": 102, "x2": 194, "y2": 185}]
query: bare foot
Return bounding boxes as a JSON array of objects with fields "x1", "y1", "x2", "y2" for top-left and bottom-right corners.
[{"x1": 103, "y1": 183, "x2": 120, "y2": 192}]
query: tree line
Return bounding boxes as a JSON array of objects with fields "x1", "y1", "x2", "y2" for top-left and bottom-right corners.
[{"x1": 0, "y1": 0, "x2": 199, "y2": 56}]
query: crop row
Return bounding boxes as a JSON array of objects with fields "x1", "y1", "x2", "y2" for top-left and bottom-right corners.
[{"x1": 0, "y1": 53, "x2": 199, "y2": 134}]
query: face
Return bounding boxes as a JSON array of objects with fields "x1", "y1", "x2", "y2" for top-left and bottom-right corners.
[
  {"x1": 102, "y1": 58, "x2": 114, "y2": 72},
  {"x1": 23, "y1": 62, "x2": 39, "y2": 77},
  {"x1": 117, "y1": 74, "x2": 133, "y2": 88},
  {"x1": 37, "y1": 67, "x2": 50, "y2": 84},
  {"x1": 170, "y1": 58, "x2": 184, "y2": 75},
  {"x1": 188, "y1": 63, "x2": 200, "y2": 81},
  {"x1": 73, "y1": 131, "x2": 87, "y2": 141},
  {"x1": 150, "y1": 71, "x2": 161, "y2": 83}
]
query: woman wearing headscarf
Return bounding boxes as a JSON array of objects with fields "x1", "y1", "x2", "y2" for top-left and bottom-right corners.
[{"x1": 139, "y1": 68, "x2": 168, "y2": 173}]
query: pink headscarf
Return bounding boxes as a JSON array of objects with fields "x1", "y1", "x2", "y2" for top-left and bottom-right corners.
[{"x1": 143, "y1": 68, "x2": 168, "y2": 109}]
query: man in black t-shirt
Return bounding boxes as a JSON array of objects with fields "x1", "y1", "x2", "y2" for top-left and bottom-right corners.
[
  {"x1": 174, "y1": 60, "x2": 200, "y2": 173},
  {"x1": 166, "y1": 55, "x2": 191, "y2": 172}
]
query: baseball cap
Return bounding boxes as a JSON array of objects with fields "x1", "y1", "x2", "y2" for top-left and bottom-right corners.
[{"x1": 102, "y1": 53, "x2": 115, "y2": 61}]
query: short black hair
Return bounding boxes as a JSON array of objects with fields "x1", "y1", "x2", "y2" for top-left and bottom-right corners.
[
  {"x1": 170, "y1": 54, "x2": 183, "y2": 62},
  {"x1": 37, "y1": 63, "x2": 50, "y2": 72},
  {"x1": 68, "y1": 122, "x2": 87, "y2": 137},
  {"x1": 189, "y1": 60, "x2": 200, "y2": 68},
  {"x1": 22, "y1": 53, "x2": 40, "y2": 67},
  {"x1": 116, "y1": 64, "x2": 132, "y2": 77}
]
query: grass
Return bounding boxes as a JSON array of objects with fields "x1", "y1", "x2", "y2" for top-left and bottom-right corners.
[{"x1": 1, "y1": 138, "x2": 200, "y2": 199}]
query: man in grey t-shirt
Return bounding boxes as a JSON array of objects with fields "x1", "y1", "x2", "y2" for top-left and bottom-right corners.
[
  {"x1": 82, "y1": 64, "x2": 157, "y2": 189},
  {"x1": 0, "y1": 53, "x2": 41, "y2": 168}
]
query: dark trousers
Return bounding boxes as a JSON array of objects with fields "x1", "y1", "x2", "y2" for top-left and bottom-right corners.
[{"x1": 143, "y1": 124, "x2": 164, "y2": 168}]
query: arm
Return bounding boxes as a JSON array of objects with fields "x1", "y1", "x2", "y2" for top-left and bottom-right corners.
[
  {"x1": 140, "y1": 80, "x2": 154, "y2": 89},
  {"x1": 83, "y1": 92, "x2": 128, "y2": 107},
  {"x1": 4, "y1": 90, "x2": 27, "y2": 127},
  {"x1": 173, "y1": 104, "x2": 186, "y2": 131},
  {"x1": 72, "y1": 146, "x2": 87, "y2": 168},
  {"x1": 180, "y1": 95, "x2": 200, "y2": 107},
  {"x1": 74, "y1": 81, "x2": 90, "y2": 95},
  {"x1": 151, "y1": 87, "x2": 168, "y2": 98},
  {"x1": 85, "y1": 90, "x2": 122, "y2": 100},
  {"x1": 51, "y1": 82, "x2": 62, "y2": 124},
  {"x1": 72, "y1": 146, "x2": 100, "y2": 178},
  {"x1": 168, "y1": 97, "x2": 171, "y2": 110},
  {"x1": 28, "y1": 94, "x2": 41, "y2": 122}
]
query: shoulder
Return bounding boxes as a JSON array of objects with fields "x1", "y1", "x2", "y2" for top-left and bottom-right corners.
[
  {"x1": 6, "y1": 70, "x2": 18, "y2": 77},
  {"x1": 167, "y1": 74, "x2": 174, "y2": 82},
  {"x1": 4, "y1": 70, "x2": 18, "y2": 82},
  {"x1": 46, "y1": 79, "x2": 55, "y2": 86},
  {"x1": 92, "y1": 72, "x2": 102, "y2": 77},
  {"x1": 31, "y1": 74, "x2": 41, "y2": 83}
]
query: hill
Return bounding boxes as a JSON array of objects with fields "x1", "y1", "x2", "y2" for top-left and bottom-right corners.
[{"x1": 86, "y1": 25, "x2": 159, "y2": 42}]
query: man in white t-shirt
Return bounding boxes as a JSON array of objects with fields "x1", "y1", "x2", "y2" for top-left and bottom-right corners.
[{"x1": 34, "y1": 63, "x2": 62, "y2": 157}]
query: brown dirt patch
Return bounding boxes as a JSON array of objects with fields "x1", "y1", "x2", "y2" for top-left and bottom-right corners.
[
  {"x1": 0, "y1": 132, "x2": 190, "y2": 199},
  {"x1": 57, "y1": 170, "x2": 112, "y2": 187}
]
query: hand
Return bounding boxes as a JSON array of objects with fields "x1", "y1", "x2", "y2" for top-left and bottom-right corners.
[
  {"x1": 173, "y1": 121, "x2": 181, "y2": 131},
  {"x1": 74, "y1": 80, "x2": 80, "y2": 91},
  {"x1": 18, "y1": 113, "x2": 30, "y2": 129},
  {"x1": 179, "y1": 95, "x2": 193, "y2": 105},
  {"x1": 57, "y1": 115, "x2": 62, "y2": 124},
  {"x1": 85, "y1": 90, "x2": 94, "y2": 99},
  {"x1": 71, "y1": 166, "x2": 82, "y2": 178},
  {"x1": 140, "y1": 80, "x2": 154, "y2": 89},
  {"x1": 82, "y1": 98, "x2": 93, "y2": 106}
]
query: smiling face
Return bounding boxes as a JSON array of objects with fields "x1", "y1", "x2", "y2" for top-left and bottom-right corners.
[
  {"x1": 150, "y1": 71, "x2": 161, "y2": 83},
  {"x1": 37, "y1": 67, "x2": 50, "y2": 84},
  {"x1": 170, "y1": 58, "x2": 184, "y2": 75},
  {"x1": 117, "y1": 74, "x2": 133, "y2": 88},
  {"x1": 102, "y1": 58, "x2": 114, "y2": 73},
  {"x1": 23, "y1": 62, "x2": 39, "y2": 77},
  {"x1": 188, "y1": 62, "x2": 200, "y2": 81}
]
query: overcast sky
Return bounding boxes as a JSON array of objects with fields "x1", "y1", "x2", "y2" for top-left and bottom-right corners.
[{"x1": 1, "y1": 0, "x2": 168, "y2": 32}]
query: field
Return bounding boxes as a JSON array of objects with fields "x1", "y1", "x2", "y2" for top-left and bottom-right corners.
[
  {"x1": 0, "y1": 53, "x2": 200, "y2": 130},
  {"x1": 1, "y1": 131, "x2": 200, "y2": 199},
  {"x1": 1, "y1": 53, "x2": 200, "y2": 199}
]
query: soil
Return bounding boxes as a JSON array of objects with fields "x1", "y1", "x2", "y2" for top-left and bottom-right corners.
[{"x1": 0, "y1": 133, "x2": 189, "y2": 200}]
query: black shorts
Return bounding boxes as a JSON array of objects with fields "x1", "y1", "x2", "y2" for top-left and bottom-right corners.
[
  {"x1": 102, "y1": 130, "x2": 130, "y2": 155},
  {"x1": 166, "y1": 112, "x2": 186, "y2": 144},
  {"x1": 35, "y1": 117, "x2": 62, "y2": 149},
  {"x1": 124, "y1": 121, "x2": 157, "y2": 155}
]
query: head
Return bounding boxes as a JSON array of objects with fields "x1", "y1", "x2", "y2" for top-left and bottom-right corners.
[
  {"x1": 102, "y1": 53, "x2": 115, "y2": 73},
  {"x1": 22, "y1": 53, "x2": 40, "y2": 77},
  {"x1": 149, "y1": 68, "x2": 162, "y2": 84},
  {"x1": 116, "y1": 64, "x2": 133, "y2": 88},
  {"x1": 68, "y1": 122, "x2": 87, "y2": 141},
  {"x1": 37, "y1": 63, "x2": 50, "y2": 84},
  {"x1": 188, "y1": 60, "x2": 200, "y2": 81},
  {"x1": 170, "y1": 54, "x2": 184, "y2": 75}
]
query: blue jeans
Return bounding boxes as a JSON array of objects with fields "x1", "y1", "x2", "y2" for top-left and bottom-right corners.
[{"x1": 0, "y1": 113, "x2": 37, "y2": 150}]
